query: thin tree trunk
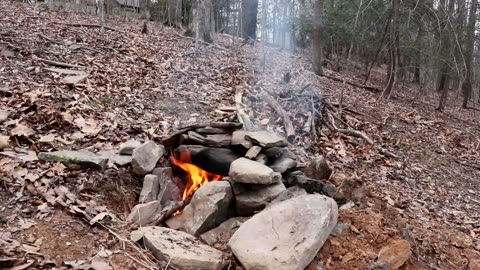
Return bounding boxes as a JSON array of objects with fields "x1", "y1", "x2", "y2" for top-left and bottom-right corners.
[
  {"x1": 461, "y1": 0, "x2": 477, "y2": 108},
  {"x1": 312, "y1": 0, "x2": 323, "y2": 75},
  {"x1": 241, "y1": 0, "x2": 259, "y2": 40},
  {"x1": 382, "y1": 0, "x2": 399, "y2": 98}
]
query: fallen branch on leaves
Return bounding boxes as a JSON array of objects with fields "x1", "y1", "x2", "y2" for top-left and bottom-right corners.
[
  {"x1": 260, "y1": 91, "x2": 296, "y2": 142},
  {"x1": 454, "y1": 159, "x2": 480, "y2": 170},
  {"x1": 55, "y1": 22, "x2": 123, "y2": 33},
  {"x1": 329, "y1": 113, "x2": 399, "y2": 158},
  {"x1": 36, "y1": 57, "x2": 83, "y2": 69},
  {"x1": 322, "y1": 73, "x2": 382, "y2": 93}
]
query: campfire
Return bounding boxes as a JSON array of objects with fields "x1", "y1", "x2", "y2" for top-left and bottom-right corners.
[
  {"x1": 126, "y1": 121, "x2": 339, "y2": 270},
  {"x1": 171, "y1": 150, "x2": 223, "y2": 201}
]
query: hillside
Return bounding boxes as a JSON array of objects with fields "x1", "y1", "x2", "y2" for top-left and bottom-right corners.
[{"x1": 0, "y1": 1, "x2": 479, "y2": 269}]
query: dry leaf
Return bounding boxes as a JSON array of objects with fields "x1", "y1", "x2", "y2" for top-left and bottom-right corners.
[
  {"x1": 39, "y1": 134, "x2": 56, "y2": 142},
  {"x1": 10, "y1": 124, "x2": 34, "y2": 137},
  {"x1": 74, "y1": 116, "x2": 100, "y2": 135},
  {"x1": 0, "y1": 135, "x2": 10, "y2": 149}
]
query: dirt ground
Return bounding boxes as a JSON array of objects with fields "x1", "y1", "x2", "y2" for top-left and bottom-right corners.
[{"x1": 1, "y1": 1, "x2": 479, "y2": 269}]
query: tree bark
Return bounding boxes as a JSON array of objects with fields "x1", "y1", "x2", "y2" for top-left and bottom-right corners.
[
  {"x1": 191, "y1": 0, "x2": 215, "y2": 43},
  {"x1": 382, "y1": 0, "x2": 399, "y2": 98},
  {"x1": 312, "y1": 0, "x2": 323, "y2": 75},
  {"x1": 166, "y1": 0, "x2": 182, "y2": 26},
  {"x1": 461, "y1": 0, "x2": 477, "y2": 108},
  {"x1": 241, "y1": 0, "x2": 258, "y2": 40}
]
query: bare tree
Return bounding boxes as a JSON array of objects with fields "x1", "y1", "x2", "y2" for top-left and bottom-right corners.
[
  {"x1": 461, "y1": 0, "x2": 477, "y2": 108},
  {"x1": 192, "y1": 0, "x2": 215, "y2": 43},
  {"x1": 382, "y1": 0, "x2": 399, "y2": 98},
  {"x1": 312, "y1": 0, "x2": 323, "y2": 75},
  {"x1": 242, "y1": 0, "x2": 259, "y2": 40}
]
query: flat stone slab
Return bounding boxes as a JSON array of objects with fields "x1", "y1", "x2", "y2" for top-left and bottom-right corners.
[
  {"x1": 96, "y1": 149, "x2": 132, "y2": 166},
  {"x1": 236, "y1": 180, "x2": 286, "y2": 215},
  {"x1": 139, "y1": 174, "x2": 160, "y2": 203},
  {"x1": 231, "y1": 131, "x2": 253, "y2": 149},
  {"x1": 38, "y1": 150, "x2": 108, "y2": 170},
  {"x1": 229, "y1": 194, "x2": 338, "y2": 270},
  {"x1": 200, "y1": 217, "x2": 248, "y2": 248},
  {"x1": 229, "y1": 157, "x2": 281, "y2": 185},
  {"x1": 245, "y1": 131, "x2": 288, "y2": 147},
  {"x1": 269, "y1": 157, "x2": 297, "y2": 173},
  {"x1": 131, "y1": 226, "x2": 227, "y2": 270},
  {"x1": 63, "y1": 74, "x2": 88, "y2": 85}
]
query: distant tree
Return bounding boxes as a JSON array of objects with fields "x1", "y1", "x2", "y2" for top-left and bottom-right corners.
[
  {"x1": 242, "y1": 0, "x2": 259, "y2": 40},
  {"x1": 461, "y1": 0, "x2": 477, "y2": 108},
  {"x1": 191, "y1": 0, "x2": 215, "y2": 43},
  {"x1": 312, "y1": 0, "x2": 323, "y2": 75}
]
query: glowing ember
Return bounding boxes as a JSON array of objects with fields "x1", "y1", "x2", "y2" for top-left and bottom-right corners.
[{"x1": 171, "y1": 151, "x2": 223, "y2": 201}]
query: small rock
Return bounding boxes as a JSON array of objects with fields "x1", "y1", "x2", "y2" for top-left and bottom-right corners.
[
  {"x1": 131, "y1": 226, "x2": 227, "y2": 270},
  {"x1": 96, "y1": 149, "x2": 132, "y2": 166},
  {"x1": 376, "y1": 240, "x2": 411, "y2": 270},
  {"x1": 255, "y1": 153, "x2": 268, "y2": 165},
  {"x1": 245, "y1": 145, "x2": 262, "y2": 159},
  {"x1": 339, "y1": 201, "x2": 356, "y2": 211},
  {"x1": 231, "y1": 131, "x2": 253, "y2": 149},
  {"x1": 287, "y1": 172, "x2": 325, "y2": 194},
  {"x1": 268, "y1": 185, "x2": 308, "y2": 206},
  {"x1": 0, "y1": 110, "x2": 9, "y2": 123},
  {"x1": 90, "y1": 258, "x2": 113, "y2": 270},
  {"x1": 236, "y1": 180, "x2": 286, "y2": 216},
  {"x1": 38, "y1": 150, "x2": 108, "y2": 170},
  {"x1": 196, "y1": 127, "x2": 227, "y2": 134},
  {"x1": 200, "y1": 217, "x2": 248, "y2": 248},
  {"x1": 229, "y1": 157, "x2": 282, "y2": 185},
  {"x1": 264, "y1": 147, "x2": 283, "y2": 158},
  {"x1": 304, "y1": 155, "x2": 332, "y2": 180},
  {"x1": 153, "y1": 167, "x2": 183, "y2": 206},
  {"x1": 204, "y1": 134, "x2": 232, "y2": 147},
  {"x1": 166, "y1": 181, "x2": 233, "y2": 235},
  {"x1": 270, "y1": 157, "x2": 297, "y2": 173},
  {"x1": 119, "y1": 139, "x2": 142, "y2": 155},
  {"x1": 229, "y1": 194, "x2": 338, "y2": 270},
  {"x1": 469, "y1": 259, "x2": 480, "y2": 270},
  {"x1": 63, "y1": 74, "x2": 88, "y2": 85},
  {"x1": 139, "y1": 174, "x2": 160, "y2": 203},
  {"x1": 322, "y1": 183, "x2": 337, "y2": 197},
  {"x1": 127, "y1": 201, "x2": 160, "y2": 226},
  {"x1": 0, "y1": 135, "x2": 10, "y2": 150},
  {"x1": 245, "y1": 131, "x2": 288, "y2": 147},
  {"x1": 330, "y1": 223, "x2": 349, "y2": 236},
  {"x1": 132, "y1": 141, "x2": 165, "y2": 175}
]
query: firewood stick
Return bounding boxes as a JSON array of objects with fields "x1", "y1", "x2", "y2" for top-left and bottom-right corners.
[
  {"x1": 328, "y1": 113, "x2": 398, "y2": 158},
  {"x1": 260, "y1": 92, "x2": 296, "y2": 143},
  {"x1": 235, "y1": 89, "x2": 254, "y2": 131},
  {"x1": 149, "y1": 200, "x2": 186, "y2": 226},
  {"x1": 36, "y1": 57, "x2": 83, "y2": 69}
]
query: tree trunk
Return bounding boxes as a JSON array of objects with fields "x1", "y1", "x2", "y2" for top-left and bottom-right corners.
[
  {"x1": 191, "y1": 0, "x2": 215, "y2": 43},
  {"x1": 383, "y1": 0, "x2": 399, "y2": 98},
  {"x1": 461, "y1": 0, "x2": 477, "y2": 108},
  {"x1": 167, "y1": 0, "x2": 182, "y2": 26},
  {"x1": 241, "y1": 0, "x2": 258, "y2": 40},
  {"x1": 436, "y1": 0, "x2": 455, "y2": 110},
  {"x1": 312, "y1": 0, "x2": 323, "y2": 75}
]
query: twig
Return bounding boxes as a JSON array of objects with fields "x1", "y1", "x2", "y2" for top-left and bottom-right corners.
[
  {"x1": 260, "y1": 91, "x2": 296, "y2": 143},
  {"x1": 454, "y1": 159, "x2": 480, "y2": 170},
  {"x1": 35, "y1": 57, "x2": 83, "y2": 69},
  {"x1": 55, "y1": 22, "x2": 124, "y2": 33},
  {"x1": 149, "y1": 200, "x2": 186, "y2": 226},
  {"x1": 329, "y1": 113, "x2": 399, "y2": 158}
]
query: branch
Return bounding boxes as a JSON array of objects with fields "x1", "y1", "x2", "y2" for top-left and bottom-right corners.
[
  {"x1": 148, "y1": 200, "x2": 186, "y2": 226},
  {"x1": 260, "y1": 91, "x2": 296, "y2": 142},
  {"x1": 329, "y1": 114, "x2": 399, "y2": 158},
  {"x1": 35, "y1": 57, "x2": 83, "y2": 69},
  {"x1": 55, "y1": 22, "x2": 124, "y2": 33}
]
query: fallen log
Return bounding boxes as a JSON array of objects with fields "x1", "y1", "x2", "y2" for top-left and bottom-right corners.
[{"x1": 260, "y1": 91, "x2": 296, "y2": 143}]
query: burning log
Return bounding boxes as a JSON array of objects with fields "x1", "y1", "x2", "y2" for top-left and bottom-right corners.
[{"x1": 149, "y1": 200, "x2": 187, "y2": 226}]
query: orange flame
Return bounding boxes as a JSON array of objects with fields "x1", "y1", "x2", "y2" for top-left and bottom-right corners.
[{"x1": 171, "y1": 151, "x2": 223, "y2": 201}]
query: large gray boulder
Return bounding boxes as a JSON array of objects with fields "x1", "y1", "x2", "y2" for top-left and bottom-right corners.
[
  {"x1": 229, "y1": 158, "x2": 282, "y2": 185},
  {"x1": 131, "y1": 226, "x2": 226, "y2": 270},
  {"x1": 229, "y1": 194, "x2": 338, "y2": 270},
  {"x1": 166, "y1": 181, "x2": 233, "y2": 235},
  {"x1": 132, "y1": 141, "x2": 165, "y2": 175}
]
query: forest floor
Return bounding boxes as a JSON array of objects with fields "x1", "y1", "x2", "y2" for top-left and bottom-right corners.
[{"x1": 1, "y1": 1, "x2": 479, "y2": 269}]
